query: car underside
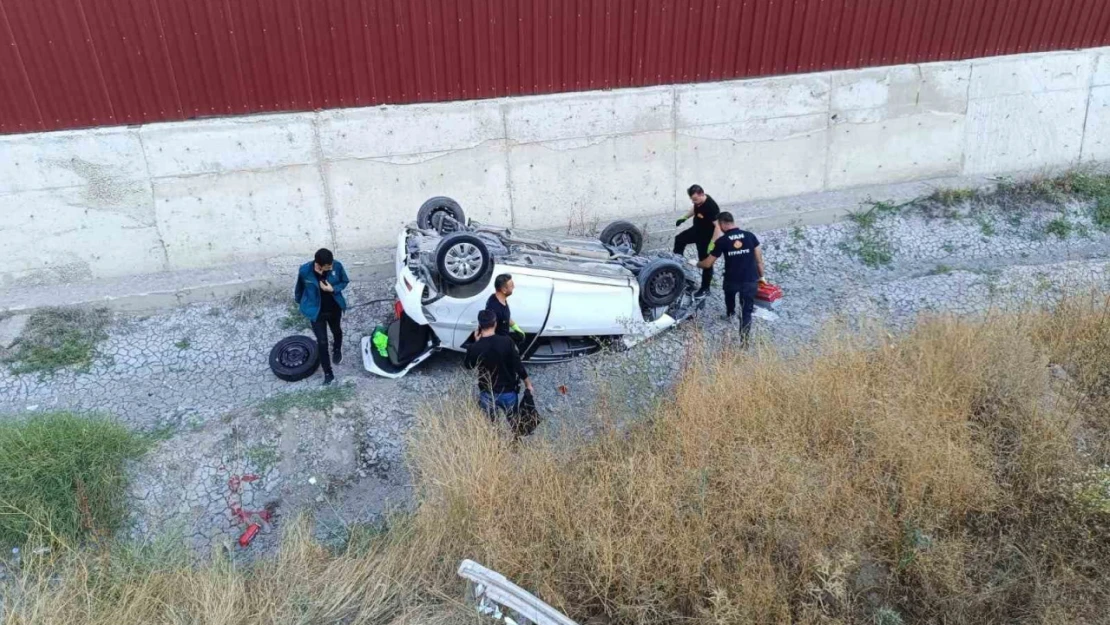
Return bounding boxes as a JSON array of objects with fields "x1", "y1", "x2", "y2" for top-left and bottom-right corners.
[{"x1": 361, "y1": 196, "x2": 705, "y2": 379}]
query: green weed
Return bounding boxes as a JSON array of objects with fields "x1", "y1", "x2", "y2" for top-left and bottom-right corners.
[
  {"x1": 245, "y1": 444, "x2": 280, "y2": 474},
  {"x1": 975, "y1": 214, "x2": 997, "y2": 237},
  {"x1": 174, "y1": 338, "x2": 191, "y2": 350},
  {"x1": 5, "y1": 308, "x2": 111, "y2": 376},
  {"x1": 1093, "y1": 196, "x2": 1110, "y2": 231},
  {"x1": 279, "y1": 303, "x2": 310, "y2": 331},
  {"x1": 1070, "y1": 466, "x2": 1110, "y2": 516},
  {"x1": 1046, "y1": 217, "x2": 1073, "y2": 239},
  {"x1": 929, "y1": 264, "x2": 953, "y2": 276},
  {"x1": 999, "y1": 171, "x2": 1110, "y2": 206},
  {"x1": 849, "y1": 199, "x2": 903, "y2": 229},
  {"x1": 256, "y1": 385, "x2": 355, "y2": 419},
  {"x1": 1057, "y1": 170, "x2": 1110, "y2": 199},
  {"x1": 854, "y1": 235, "x2": 895, "y2": 268},
  {"x1": 0, "y1": 412, "x2": 148, "y2": 547},
  {"x1": 230, "y1": 287, "x2": 286, "y2": 309},
  {"x1": 929, "y1": 187, "x2": 978, "y2": 207},
  {"x1": 770, "y1": 259, "x2": 795, "y2": 275},
  {"x1": 839, "y1": 200, "x2": 903, "y2": 268}
]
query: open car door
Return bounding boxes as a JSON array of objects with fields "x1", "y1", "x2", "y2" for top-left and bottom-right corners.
[{"x1": 360, "y1": 310, "x2": 439, "y2": 379}]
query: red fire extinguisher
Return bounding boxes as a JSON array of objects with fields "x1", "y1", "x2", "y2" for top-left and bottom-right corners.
[{"x1": 238, "y1": 523, "x2": 261, "y2": 547}]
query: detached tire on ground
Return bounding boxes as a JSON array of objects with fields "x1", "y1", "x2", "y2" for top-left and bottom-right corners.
[
  {"x1": 435, "y1": 232, "x2": 491, "y2": 286},
  {"x1": 599, "y1": 220, "x2": 645, "y2": 253},
  {"x1": 417, "y1": 196, "x2": 466, "y2": 233},
  {"x1": 638, "y1": 257, "x2": 687, "y2": 307},
  {"x1": 269, "y1": 335, "x2": 319, "y2": 382}
]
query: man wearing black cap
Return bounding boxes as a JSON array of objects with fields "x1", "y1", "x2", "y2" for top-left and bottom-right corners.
[
  {"x1": 674, "y1": 184, "x2": 720, "y2": 295},
  {"x1": 464, "y1": 309, "x2": 534, "y2": 419}
]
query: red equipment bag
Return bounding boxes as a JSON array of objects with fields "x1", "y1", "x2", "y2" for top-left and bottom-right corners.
[{"x1": 756, "y1": 281, "x2": 783, "y2": 304}]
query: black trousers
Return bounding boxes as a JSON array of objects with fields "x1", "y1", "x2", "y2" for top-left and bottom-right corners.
[
  {"x1": 724, "y1": 282, "x2": 759, "y2": 340},
  {"x1": 311, "y1": 310, "x2": 343, "y2": 375},
  {"x1": 673, "y1": 228, "x2": 713, "y2": 291}
]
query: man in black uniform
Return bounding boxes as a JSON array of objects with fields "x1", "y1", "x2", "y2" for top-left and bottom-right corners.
[
  {"x1": 698, "y1": 212, "x2": 766, "y2": 343},
  {"x1": 465, "y1": 309, "x2": 534, "y2": 420},
  {"x1": 674, "y1": 184, "x2": 720, "y2": 295},
  {"x1": 485, "y1": 273, "x2": 526, "y2": 346}
]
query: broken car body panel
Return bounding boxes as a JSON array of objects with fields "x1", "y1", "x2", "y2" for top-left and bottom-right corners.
[{"x1": 458, "y1": 559, "x2": 579, "y2": 625}]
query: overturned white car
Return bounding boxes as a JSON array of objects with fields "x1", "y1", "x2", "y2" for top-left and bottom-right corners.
[{"x1": 361, "y1": 197, "x2": 704, "y2": 378}]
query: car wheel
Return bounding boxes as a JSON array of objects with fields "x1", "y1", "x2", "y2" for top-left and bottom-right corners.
[
  {"x1": 599, "y1": 220, "x2": 644, "y2": 253},
  {"x1": 269, "y1": 335, "x2": 319, "y2": 382},
  {"x1": 638, "y1": 258, "x2": 686, "y2": 307},
  {"x1": 435, "y1": 232, "x2": 491, "y2": 286},
  {"x1": 417, "y1": 196, "x2": 466, "y2": 233}
]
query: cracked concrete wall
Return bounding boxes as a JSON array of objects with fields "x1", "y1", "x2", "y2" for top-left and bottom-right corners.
[{"x1": 1, "y1": 47, "x2": 1108, "y2": 287}]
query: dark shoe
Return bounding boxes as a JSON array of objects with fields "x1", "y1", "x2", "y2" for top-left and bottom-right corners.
[
  {"x1": 694, "y1": 287, "x2": 711, "y2": 298},
  {"x1": 323, "y1": 373, "x2": 335, "y2": 386},
  {"x1": 332, "y1": 348, "x2": 343, "y2": 365},
  {"x1": 724, "y1": 313, "x2": 735, "y2": 321}
]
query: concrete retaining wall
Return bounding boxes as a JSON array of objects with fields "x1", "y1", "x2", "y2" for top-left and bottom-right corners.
[{"x1": 2, "y1": 48, "x2": 1108, "y2": 288}]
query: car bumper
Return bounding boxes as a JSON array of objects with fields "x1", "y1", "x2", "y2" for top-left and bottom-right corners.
[
  {"x1": 395, "y1": 231, "x2": 431, "y2": 326},
  {"x1": 360, "y1": 335, "x2": 439, "y2": 379}
]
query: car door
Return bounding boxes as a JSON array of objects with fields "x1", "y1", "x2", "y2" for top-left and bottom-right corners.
[
  {"x1": 450, "y1": 269, "x2": 553, "y2": 347},
  {"x1": 542, "y1": 276, "x2": 639, "y2": 337}
]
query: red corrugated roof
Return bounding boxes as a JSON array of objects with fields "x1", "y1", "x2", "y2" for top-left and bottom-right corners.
[{"x1": 1, "y1": 0, "x2": 1107, "y2": 134}]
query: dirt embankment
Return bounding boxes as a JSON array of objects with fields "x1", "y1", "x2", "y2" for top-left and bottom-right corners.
[{"x1": 7, "y1": 296, "x2": 1110, "y2": 625}]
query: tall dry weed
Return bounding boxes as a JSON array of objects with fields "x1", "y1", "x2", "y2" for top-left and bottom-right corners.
[
  {"x1": 407, "y1": 305, "x2": 1110, "y2": 624},
  {"x1": 2, "y1": 516, "x2": 442, "y2": 625},
  {"x1": 5, "y1": 298, "x2": 1110, "y2": 625}
]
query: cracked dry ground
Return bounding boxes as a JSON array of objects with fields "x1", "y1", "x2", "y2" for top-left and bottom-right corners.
[{"x1": 2, "y1": 192, "x2": 1110, "y2": 555}]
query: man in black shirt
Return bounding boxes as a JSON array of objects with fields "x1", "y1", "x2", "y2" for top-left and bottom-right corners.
[
  {"x1": 698, "y1": 212, "x2": 766, "y2": 344},
  {"x1": 485, "y1": 273, "x2": 526, "y2": 346},
  {"x1": 673, "y1": 184, "x2": 720, "y2": 295},
  {"x1": 464, "y1": 309, "x2": 534, "y2": 420}
]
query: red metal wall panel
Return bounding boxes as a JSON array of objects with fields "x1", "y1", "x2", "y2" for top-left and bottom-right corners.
[
  {"x1": 0, "y1": 0, "x2": 43, "y2": 132},
  {"x1": 1, "y1": 0, "x2": 1108, "y2": 134}
]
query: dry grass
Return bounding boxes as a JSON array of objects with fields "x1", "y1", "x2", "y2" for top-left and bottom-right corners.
[
  {"x1": 565, "y1": 205, "x2": 602, "y2": 237},
  {"x1": 5, "y1": 297, "x2": 1110, "y2": 625},
  {"x1": 2, "y1": 518, "x2": 455, "y2": 625},
  {"x1": 409, "y1": 306, "x2": 1109, "y2": 624}
]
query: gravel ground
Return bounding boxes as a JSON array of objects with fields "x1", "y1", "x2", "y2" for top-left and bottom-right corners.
[{"x1": 2, "y1": 191, "x2": 1109, "y2": 555}]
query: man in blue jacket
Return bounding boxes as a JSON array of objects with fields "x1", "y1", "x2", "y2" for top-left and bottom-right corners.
[{"x1": 294, "y1": 248, "x2": 350, "y2": 385}]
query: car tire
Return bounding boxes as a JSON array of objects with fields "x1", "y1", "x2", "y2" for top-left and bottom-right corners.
[
  {"x1": 269, "y1": 335, "x2": 319, "y2": 382},
  {"x1": 638, "y1": 257, "x2": 687, "y2": 307},
  {"x1": 417, "y1": 196, "x2": 466, "y2": 233},
  {"x1": 599, "y1": 220, "x2": 644, "y2": 253},
  {"x1": 435, "y1": 232, "x2": 491, "y2": 286}
]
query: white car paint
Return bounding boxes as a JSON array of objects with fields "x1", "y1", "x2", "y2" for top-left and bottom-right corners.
[
  {"x1": 362, "y1": 222, "x2": 704, "y2": 379},
  {"x1": 359, "y1": 336, "x2": 437, "y2": 379},
  {"x1": 458, "y1": 559, "x2": 578, "y2": 625}
]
